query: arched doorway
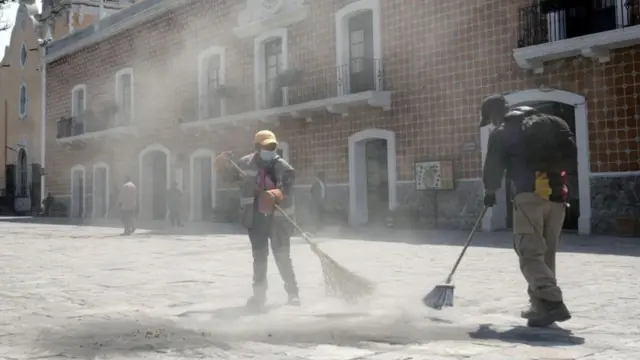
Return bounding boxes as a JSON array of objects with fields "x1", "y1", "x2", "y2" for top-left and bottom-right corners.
[
  {"x1": 16, "y1": 148, "x2": 28, "y2": 197},
  {"x1": 70, "y1": 165, "x2": 86, "y2": 218},
  {"x1": 189, "y1": 149, "x2": 216, "y2": 221},
  {"x1": 92, "y1": 162, "x2": 109, "y2": 218},
  {"x1": 480, "y1": 89, "x2": 590, "y2": 235},
  {"x1": 138, "y1": 144, "x2": 171, "y2": 221},
  {"x1": 348, "y1": 128, "x2": 397, "y2": 225}
]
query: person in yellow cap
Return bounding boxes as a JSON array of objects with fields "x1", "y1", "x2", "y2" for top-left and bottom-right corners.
[{"x1": 214, "y1": 130, "x2": 300, "y2": 310}]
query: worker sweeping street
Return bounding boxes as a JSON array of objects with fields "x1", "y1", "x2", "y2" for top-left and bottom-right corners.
[
  {"x1": 480, "y1": 94, "x2": 577, "y2": 328},
  {"x1": 214, "y1": 130, "x2": 300, "y2": 310}
]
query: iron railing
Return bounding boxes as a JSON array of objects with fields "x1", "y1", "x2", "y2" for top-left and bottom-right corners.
[
  {"x1": 256, "y1": 58, "x2": 385, "y2": 110},
  {"x1": 518, "y1": 0, "x2": 640, "y2": 47},
  {"x1": 56, "y1": 111, "x2": 132, "y2": 139}
]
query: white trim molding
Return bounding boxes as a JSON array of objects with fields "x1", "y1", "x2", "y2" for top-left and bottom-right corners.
[
  {"x1": 71, "y1": 84, "x2": 87, "y2": 116},
  {"x1": 138, "y1": 143, "x2": 172, "y2": 220},
  {"x1": 197, "y1": 46, "x2": 226, "y2": 120},
  {"x1": 277, "y1": 141, "x2": 290, "y2": 162},
  {"x1": 254, "y1": 28, "x2": 288, "y2": 110},
  {"x1": 233, "y1": 0, "x2": 310, "y2": 39},
  {"x1": 91, "y1": 162, "x2": 110, "y2": 218},
  {"x1": 114, "y1": 67, "x2": 134, "y2": 125},
  {"x1": 335, "y1": 0, "x2": 383, "y2": 95},
  {"x1": 189, "y1": 148, "x2": 217, "y2": 222},
  {"x1": 348, "y1": 128, "x2": 397, "y2": 225},
  {"x1": 479, "y1": 89, "x2": 590, "y2": 235},
  {"x1": 18, "y1": 82, "x2": 27, "y2": 119},
  {"x1": 70, "y1": 164, "x2": 86, "y2": 218}
]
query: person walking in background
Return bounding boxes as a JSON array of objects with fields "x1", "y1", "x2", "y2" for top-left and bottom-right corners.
[
  {"x1": 118, "y1": 177, "x2": 137, "y2": 236},
  {"x1": 43, "y1": 193, "x2": 54, "y2": 217},
  {"x1": 167, "y1": 181, "x2": 183, "y2": 227},
  {"x1": 310, "y1": 171, "x2": 326, "y2": 233}
]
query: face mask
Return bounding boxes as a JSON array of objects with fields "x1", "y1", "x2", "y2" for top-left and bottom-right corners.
[{"x1": 259, "y1": 150, "x2": 276, "y2": 161}]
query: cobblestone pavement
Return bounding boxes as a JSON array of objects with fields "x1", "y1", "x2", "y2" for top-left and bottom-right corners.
[{"x1": 0, "y1": 220, "x2": 638, "y2": 359}]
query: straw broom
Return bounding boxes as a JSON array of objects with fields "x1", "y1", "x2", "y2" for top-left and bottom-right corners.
[
  {"x1": 225, "y1": 158, "x2": 375, "y2": 303},
  {"x1": 423, "y1": 206, "x2": 487, "y2": 310}
]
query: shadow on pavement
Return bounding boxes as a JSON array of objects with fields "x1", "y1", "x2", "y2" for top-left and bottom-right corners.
[
  {"x1": 468, "y1": 323, "x2": 585, "y2": 346},
  {"x1": 176, "y1": 304, "x2": 283, "y2": 321},
  {"x1": 322, "y1": 227, "x2": 640, "y2": 257}
]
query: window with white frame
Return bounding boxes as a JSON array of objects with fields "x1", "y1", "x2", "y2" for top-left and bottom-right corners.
[
  {"x1": 254, "y1": 29, "x2": 288, "y2": 110},
  {"x1": 71, "y1": 85, "x2": 86, "y2": 117},
  {"x1": 18, "y1": 83, "x2": 27, "y2": 119},
  {"x1": 20, "y1": 43, "x2": 27, "y2": 68},
  {"x1": 198, "y1": 48, "x2": 225, "y2": 120},
  {"x1": 115, "y1": 69, "x2": 133, "y2": 125},
  {"x1": 335, "y1": 0, "x2": 382, "y2": 95}
]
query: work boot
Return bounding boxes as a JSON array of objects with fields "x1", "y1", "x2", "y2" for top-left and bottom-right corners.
[
  {"x1": 245, "y1": 293, "x2": 267, "y2": 311},
  {"x1": 287, "y1": 293, "x2": 301, "y2": 306},
  {"x1": 521, "y1": 298, "x2": 543, "y2": 319},
  {"x1": 526, "y1": 300, "x2": 571, "y2": 328}
]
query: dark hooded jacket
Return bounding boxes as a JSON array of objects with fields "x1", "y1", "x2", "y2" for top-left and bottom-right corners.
[{"x1": 482, "y1": 106, "x2": 577, "y2": 203}]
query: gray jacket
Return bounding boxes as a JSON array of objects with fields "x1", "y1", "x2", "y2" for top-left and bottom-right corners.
[{"x1": 221, "y1": 152, "x2": 295, "y2": 228}]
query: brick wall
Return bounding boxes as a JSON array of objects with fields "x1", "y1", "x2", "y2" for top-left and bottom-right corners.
[{"x1": 45, "y1": 0, "x2": 640, "y2": 196}]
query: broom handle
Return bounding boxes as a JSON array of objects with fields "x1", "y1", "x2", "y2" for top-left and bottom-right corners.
[
  {"x1": 225, "y1": 157, "x2": 317, "y2": 248},
  {"x1": 444, "y1": 206, "x2": 488, "y2": 284}
]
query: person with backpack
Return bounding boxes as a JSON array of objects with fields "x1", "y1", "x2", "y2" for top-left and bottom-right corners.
[
  {"x1": 213, "y1": 130, "x2": 300, "y2": 310},
  {"x1": 480, "y1": 94, "x2": 577, "y2": 328}
]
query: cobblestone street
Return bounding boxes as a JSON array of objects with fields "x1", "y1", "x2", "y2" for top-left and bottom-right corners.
[{"x1": 0, "y1": 220, "x2": 638, "y2": 359}]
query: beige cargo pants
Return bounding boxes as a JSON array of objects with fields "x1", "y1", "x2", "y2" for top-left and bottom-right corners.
[{"x1": 513, "y1": 192, "x2": 565, "y2": 303}]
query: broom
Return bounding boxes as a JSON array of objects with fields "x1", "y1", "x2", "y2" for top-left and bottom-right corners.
[
  {"x1": 225, "y1": 157, "x2": 375, "y2": 303},
  {"x1": 423, "y1": 206, "x2": 488, "y2": 310}
]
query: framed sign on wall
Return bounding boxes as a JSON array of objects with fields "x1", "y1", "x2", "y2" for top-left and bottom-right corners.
[{"x1": 414, "y1": 160, "x2": 454, "y2": 191}]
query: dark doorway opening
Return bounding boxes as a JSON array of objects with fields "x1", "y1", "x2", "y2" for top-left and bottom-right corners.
[
  {"x1": 150, "y1": 152, "x2": 167, "y2": 220},
  {"x1": 365, "y1": 139, "x2": 388, "y2": 224}
]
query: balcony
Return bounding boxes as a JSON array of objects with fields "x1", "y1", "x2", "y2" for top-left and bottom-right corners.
[
  {"x1": 56, "y1": 111, "x2": 137, "y2": 147},
  {"x1": 180, "y1": 58, "x2": 391, "y2": 131},
  {"x1": 514, "y1": 0, "x2": 640, "y2": 73}
]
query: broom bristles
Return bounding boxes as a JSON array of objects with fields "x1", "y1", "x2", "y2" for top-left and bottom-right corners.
[
  {"x1": 422, "y1": 284, "x2": 455, "y2": 310},
  {"x1": 311, "y1": 245, "x2": 375, "y2": 303}
]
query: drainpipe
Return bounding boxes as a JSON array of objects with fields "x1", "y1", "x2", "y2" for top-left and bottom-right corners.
[{"x1": 40, "y1": 50, "x2": 46, "y2": 200}]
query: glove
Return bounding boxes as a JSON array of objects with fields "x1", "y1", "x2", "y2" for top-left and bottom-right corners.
[
  {"x1": 260, "y1": 189, "x2": 284, "y2": 209},
  {"x1": 213, "y1": 151, "x2": 232, "y2": 170},
  {"x1": 483, "y1": 192, "x2": 496, "y2": 207}
]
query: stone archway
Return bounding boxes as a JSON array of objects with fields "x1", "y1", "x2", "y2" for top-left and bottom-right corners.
[
  {"x1": 480, "y1": 89, "x2": 590, "y2": 235},
  {"x1": 348, "y1": 128, "x2": 397, "y2": 225},
  {"x1": 138, "y1": 144, "x2": 171, "y2": 221},
  {"x1": 92, "y1": 162, "x2": 110, "y2": 218}
]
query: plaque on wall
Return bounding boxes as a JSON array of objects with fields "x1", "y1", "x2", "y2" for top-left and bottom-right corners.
[{"x1": 414, "y1": 160, "x2": 454, "y2": 190}]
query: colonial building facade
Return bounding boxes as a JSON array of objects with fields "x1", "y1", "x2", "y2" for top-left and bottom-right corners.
[
  {"x1": 44, "y1": 0, "x2": 640, "y2": 235},
  {"x1": 0, "y1": 0, "x2": 135, "y2": 214}
]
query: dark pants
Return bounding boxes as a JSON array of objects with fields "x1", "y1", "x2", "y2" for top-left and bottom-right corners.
[
  {"x1": 121, "y1": 209, "x2": 136, "y2": 234},
  {"x1": 169, "y1": 207, "x2": 182, "y2": 227},
  {"x1": 248, "y1": 212, "x2": 298, "y2": 297}
]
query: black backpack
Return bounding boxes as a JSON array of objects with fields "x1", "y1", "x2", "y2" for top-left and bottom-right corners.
[{"x1": 512, "y1": 106, "x2": 573, "y2": 171}]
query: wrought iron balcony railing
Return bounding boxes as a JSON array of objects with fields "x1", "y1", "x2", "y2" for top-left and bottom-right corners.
[
  {"x1": 256, "y1": 58, "x2": 386, "y2": 110},
  {"x1": 56, "y1": 111, "x2": 132, "y2": 139},
  {"x1": 517, "y1": 0, "x2": 640, "y2": 48}
]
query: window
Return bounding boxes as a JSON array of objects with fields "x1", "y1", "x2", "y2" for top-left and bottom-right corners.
[
  {"x1": 335, "y1": 0, "x2": 382, "y2": 94},
  {"x1": 18, "y1": 83, "x2": 27, "y2": 119},
  {"x1": 545, "y1": 0, "x2": 630, "y2": 42},
  {"x1": 20, "y1": 43, "x2": 27, "y2": 68},
  {"x1": 115, "y1": 69, "x2": 133, "y2": 125},
  {"x1": 253, "y1": 29, "x2": 288, "y2": 109},
  {"x1": 197, "y1": 47, "x2": 225, "y2": 120},
  {"x1": 71, "y1": 84, "x2": 86, "y2": 117}
]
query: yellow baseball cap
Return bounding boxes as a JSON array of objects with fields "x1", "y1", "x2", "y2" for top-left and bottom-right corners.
[{"x1": 254, "y1": 130, "x2": 278, "y2": 146}]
